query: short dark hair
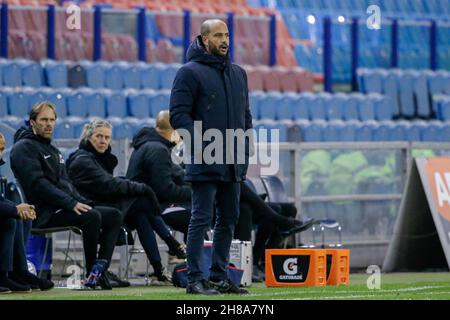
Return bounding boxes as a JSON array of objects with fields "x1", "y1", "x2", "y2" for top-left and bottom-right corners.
[{"x1": 29, "y1": 102, "x2": 57, "y2": 121}]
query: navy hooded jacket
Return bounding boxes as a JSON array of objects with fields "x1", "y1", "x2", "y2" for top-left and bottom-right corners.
[{"x1": 169, "y1": 36, "x2": 253, "y2": 182}]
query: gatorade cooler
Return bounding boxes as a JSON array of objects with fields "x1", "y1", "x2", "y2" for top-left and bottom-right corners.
[
  {"x1": 265, "y1": 249, "x2": 327, "y2": 287},
  {"x1": 326, "y1": 249, "x2": 350, "y2": 285}
]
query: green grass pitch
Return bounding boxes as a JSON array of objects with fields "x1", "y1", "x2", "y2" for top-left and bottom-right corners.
[{"x1": 1, "y1": 272, "x2": 449, "y2": 300}]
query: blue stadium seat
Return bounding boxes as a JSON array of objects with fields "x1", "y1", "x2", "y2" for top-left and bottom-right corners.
[
  {"x1": 373, "y1": 95, "x2": 394, "y2": 121},
  {"x1": 127, "y1": 90, "x2": 151, "y2": 118},
  {"x1": 342, "y1": 95, "x2": 359, "y2": 121},
  {"x1": 79, "y1": 60, "x2": 105, "y2": 89},
  {"x1": 46, "y1": 89, "x2": 69, "y2": 117},
  {"x1": 421, "y1": 121, "x2": 441, "y2": 141},
  {"x1": 277, "y1": 93, "x2": 297, "y2": 121},
  {"x1": 386, "y1": 121, "x2": 407, "y2": 141},
  {"x1": 249, "y1": 91, "x2": 264, "y2": 120},
  {"x1": 291, "y1": 93, "x2": 309, "y2": 121},
  {"x1": 397, "y1": 71, "x2": 415, "y2": 118},
  {"x1": 22, "y1": 61, "x2": 44, "y2": 87},
  {"x1": 3, "y1": 61, "x2": 22, "y2": 87},
  {"x1": 362, "y1": 69, "x2": 383, "y2": 93},
  {"x1": 438, "y1": 122, "x2": 450, "y2": 142},
  {"x1": 67, "y1": 90, "x2": 88, "y2": 118},
  {"x1": 357, "y1": 94, "x2": 375, "y2": 121},
  {"x1": 71, "y1": 118, "x2": 89, "y2": 139},
  {"x1": 412, "y1": 71, "x2": 431, "y2": 118},
  {"x1": 372, "y1": 122, "x2": 391, "y2": 141},
  {"x1": 150, "y1": 90, "x2": 170, "y2": 118},
  {"x1": 325, "y1": 93, "x2": 344, "y2": 120},
  {"x1": 437, "y1": 97, "x2": 450, "y2": 121},
  {"x1": 322, "y1": 121, "x2": 343, "y2": 142},
  {"x1": 355, "y1": 121, "x2": 375, "y2": 141},
  {"x1": 28, "y1": 89, "x2": 48, "y2": 111},
  {"x1": 382, "y1": 72, "x2": 401, "y2": 118},
  {"x1": 307, "y1": 93, "x2": 326, "y2": 120},
  {"x1": 104, "y1": 63, "x2": 124, "y2": 90},
  {"x1": 301, "y1": 120, "x2": 324, "y2": 142},
  {"x1": 123, "y1": 64, "x2": 141, "y2": 89},
  {"x1": 54, "y1": 121, "x2": 75, "y2": 139},
  {"x1": 339, "y1": 121, "x2": 357, "y2": 141},
  {"x1": 159, "y1": 63, "x2": 181, "y2": 89},
  {"x1": 140, "y1": 64, "x2": 160, "y2": 90},
  {"x1": 405, "y1": 122, "x2": 422, "y2": 141},
  {"x1": 106, "y1": 91, "x2": 128, "y2": 118},
  {"x1": 85, "y1": 90, "x2": 106, "y2": 118},
  {"x1": 259, "y1": 92, "x2": 282, "y2": 120},
  {"x1": 7, "y1": 90, "x2": 29, "y2": 118},
  {"x1": 43, "y1": 60, "x2": 68, "y2": 88},
  {"x1": 0, "y1": 91, "x2": 8, "y2": 118},
  {"x1": 109, "y1": 118, "x2": 134, "y2": 140}
]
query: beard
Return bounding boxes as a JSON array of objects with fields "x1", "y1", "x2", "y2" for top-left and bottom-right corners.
[{"x1": 209, "y1": 43, "x2": 228, "y2": 57}]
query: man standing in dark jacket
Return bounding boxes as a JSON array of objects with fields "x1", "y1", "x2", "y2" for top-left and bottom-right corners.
[
  {"x1": 10, "y1": 102, "x2": 123, "y2": 289},
  {"x1": 170, "y1": 20, "x2": 252, "y2": 295}
]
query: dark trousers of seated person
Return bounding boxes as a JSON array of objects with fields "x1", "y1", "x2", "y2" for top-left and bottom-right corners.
[
  {"x1": 123, "y1": 196, "x2": 176, "y2": 276},
  {"x1": 42, "y1": 207, "x2": 122, "y2": 274},
  {"x1": 0, "y1": 219, "x2": 33, "y2": 278},
  {"x1": 235, "y1": 202, "x2": 284, "y2": 267},
  {"x1": 161, "y1": 202, "x2": 192, "y2": 243}
]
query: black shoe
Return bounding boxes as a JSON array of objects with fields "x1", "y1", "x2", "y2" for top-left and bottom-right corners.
[
  {"x1": 186, "y1": 279, "x2": 220, "y2": 295},
  {"x1": 0, "y1": 277, "x2": 32, "y2": 293},
  {"x1": 11, "y1": 272, "x2": 54, "y2": 291},
  {"x1": 105, "y1": 271, "x2": 130, "y2": 288},
  {"x1": 280, "y1": 217, "x2": 316, "y2": 236},
  {"x1": 8, "y1": 273, "x2": 40, "y2": 291},
  {"x1": 210, "y1": 279, "x2": 249, "y2": 295},
  {"x1": 0, "y1": 286, "x2": 11, "y2": 294},
  {"x1": 98, "y1": 273, "x2": 112, "y2": 290}
]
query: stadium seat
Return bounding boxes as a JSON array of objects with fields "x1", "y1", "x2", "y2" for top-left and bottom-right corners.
[
  {"x1": 397, "y1": 71, "x2": 415, "y2": 118},
  {"x1": 307, "y1": 93, "x2": 326, "y2": 121},
  {"x1": 79, "y1": 60, "x2": 105, "y2": 89},
  {"x1": 150, "y1": 90, "x2": 170, "y2": 117},
  {"x1": 7, "y1": 90, "x2": 29, "y2": 118},
  {"x1": 123, "y1": 64, "x2": 141, "y2": 89},
  {"x1": 104, "y1": 62, "x2": 125, "y2": 90},
  {"x1": 249, "y1": 91, "x2": 264, "y2": 120},
  {"x1": 355, "y1": 121, "x2": 375, "y2": 141},
  {"x1": 342, "y1": 95, "x2": 360, "y2": 121},
  {"x1": 3, "y1": 61, "x2": 22, "y2": 87},
  {"x1": 259, "y1": 92, "x2": 282, "y2": 120},
  {"x1": 140, "y1": 63, "x2": 161, "y2": 90},
  {"x1": 54, "y1": 120, "x2": 75, "y2": 139},
  {"x1": 85, "y1": 90, "x2": 106, "y2": 118},
  {"x1": 127, "y1": 90, "x2": 151, "y2": 118},
  {"x1": 0, "y1": 91, "x2": 8, "y2": 118},
  {"x1": 21, "y1": 60, "x2": 44, "y2": 87},
  {"x1": 46, "y1": 89, "x2": 69, "y2": 118},
  {"x1": 382, "y1": 72, "x2": 401, "y2": 118},
  {"x1": 357, "y1": 94, "x2": 375, "y2": 121},
  {"x1": 373, "y1": 94, "x2": 394, "y2": 121},
  {"x1": 67, "y1": 90, "x2": 89, "y2": 118},
  {"x1": 159, "y1": 63, "x2": 180, "y2": 89},
  {"x1": 43, "y1": 60, "x2": 68, "y2": 88},
  {"x1": 106, "y1": 91, "x2": 128, "y2": 118},
  {"x1": 412, "y1": 71, "x2": 431, "y2": 118},
  {"x1": 325, "y1": 93, "x2": 344, "y2": 121}
]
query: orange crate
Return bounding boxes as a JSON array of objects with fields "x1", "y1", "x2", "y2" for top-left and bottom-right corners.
[
  {"x1": 326, "y1": 249, "x2": 350, "y2": 285},
  {"x1": 265, "y1": 249, "x2": 327, "y2": 287}
]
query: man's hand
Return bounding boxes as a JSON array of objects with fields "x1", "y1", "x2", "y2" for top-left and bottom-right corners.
[
  {"x1": 16, "y1": 204, "x2": 36, "y2": 221},
  {"x1": 73, "y1": 202, "x2": 92, "y2": 215}
]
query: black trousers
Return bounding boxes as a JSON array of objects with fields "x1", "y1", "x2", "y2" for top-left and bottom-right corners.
[{"x1": 42, "y1": 206, "x2": 122, "y2": 273}]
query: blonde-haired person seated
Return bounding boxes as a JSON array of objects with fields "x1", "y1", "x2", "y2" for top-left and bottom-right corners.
[{"x1": 66, "y1": 119, "x2": 186, "y2": 286}]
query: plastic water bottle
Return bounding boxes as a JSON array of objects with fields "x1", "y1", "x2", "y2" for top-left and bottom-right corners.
[{"x1": 85, "y1": 259, "x2": 108, "y2": 289}]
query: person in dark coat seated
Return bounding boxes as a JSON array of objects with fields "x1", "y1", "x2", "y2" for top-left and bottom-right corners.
[
  {"x1": 10, "y1": 102, "x2": 123, "y2": 290},
  {"x1": 0, "y1": 133, "x2": 54, "y2": 293},
  {"x1": 66, "y1": 119, "x2": 186, "y2": 286}
]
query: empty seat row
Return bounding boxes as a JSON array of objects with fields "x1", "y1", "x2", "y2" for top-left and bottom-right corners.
[
  {"x1": 267, "y1": 119, "x2": 450, "y2": 143},
  {"x1": 0, "y1": 87, "x2": 171, "y2": 120},
  {"x1": 0, "y1": 59, "x2": 182, "y2": 90},
  {"x1": 250, "y1": 91, "x2": 395, "y2": 122},
  {"x1": 358, "y1": 68, "x2": 450, "y2": 119}
]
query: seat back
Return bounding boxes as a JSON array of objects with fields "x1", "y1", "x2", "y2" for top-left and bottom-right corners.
[{"x1": 260, "y1": 175, "x2": 289, "y2": 203}]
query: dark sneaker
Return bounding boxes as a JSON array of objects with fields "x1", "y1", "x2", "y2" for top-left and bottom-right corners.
[
  {"x1": 105, "y1": 271, "x2": 130, "y2": 288},
  {"x1": 0, "y1": 277, "x2": 32, "y2": 293},
  {"x1": 0, "y1": 286, "x2": 11, "y2": 294},
  {"x1": 210, "y1": 279, "x2": 249, "y2": 295},
  {"x1": 98, "y1": 273, "x2": 112, "y2": 290},
  {"x1": 8, "y1": 273, "x2": 40, "y2": 291},
  {"x1": 11, "y1": 272, "x2": 54, "y2": 291},
  {"x1": 280, "y1": 217, "x2": 316, "y2": 236},
  {"x1": 186, "y1": 279, "x2": 220, "y2": 295}
]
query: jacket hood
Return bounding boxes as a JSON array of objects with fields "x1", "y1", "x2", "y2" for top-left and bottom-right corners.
[
  {"x1": 132, "y1": 127, "x2": 175, "y2": 150},
  {"x1": 186, "y1": 36, "x2": 230, "y2": 70},
  {"x1": 66, "y1": 140, "x2": 117, "y2": 174},
  {"x1": 14, "y1": 126, "x2": 51, "y2": 145}
]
